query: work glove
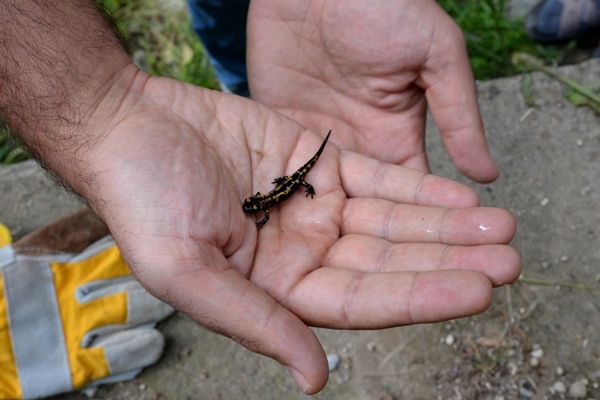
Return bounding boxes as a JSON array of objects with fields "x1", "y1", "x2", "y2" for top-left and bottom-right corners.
[
  {"x1": 0, "y1": 223, "x2": 11, "y2": 248},
  {"x1": 0, "y1": 209, "x2": 174, "y2": 399}
]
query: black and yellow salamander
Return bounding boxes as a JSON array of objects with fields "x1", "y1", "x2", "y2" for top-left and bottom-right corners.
[{"x1": 242, "y1": 130, "x2": 331, "y2": 228}]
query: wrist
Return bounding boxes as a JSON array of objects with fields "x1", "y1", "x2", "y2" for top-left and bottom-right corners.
[
  {"x1": 0, "y1": 0, "x2": 144, "y2": 204},
  {"x1": 55, "y1": 64, "x2": 149, "y2": 201}
]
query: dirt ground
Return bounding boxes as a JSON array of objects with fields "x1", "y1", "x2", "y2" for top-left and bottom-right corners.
[{"x1": 3, "y1": 60, "x2": 600, "y2": 399}]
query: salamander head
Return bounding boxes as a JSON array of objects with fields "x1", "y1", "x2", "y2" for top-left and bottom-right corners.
[{"x1": 242, "y1": 197, "x2": 262, "y2": 214}]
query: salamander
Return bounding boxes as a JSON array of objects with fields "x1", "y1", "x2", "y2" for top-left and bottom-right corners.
[{"x1": 242, "y1": 130, "x2": 331, "y2": 228}]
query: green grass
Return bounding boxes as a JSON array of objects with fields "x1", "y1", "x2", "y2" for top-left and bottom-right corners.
[
  {"x1": 0, "y1": 128, "x2": 28, "y2": 165},
  {"x1": 102, "y1": 0, "x2": 219, "y2": 89},
  {"x1": 438, "y1": 0, "x2": 576, "y2": 80}
]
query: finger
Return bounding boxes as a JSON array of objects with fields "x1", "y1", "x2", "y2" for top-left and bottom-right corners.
[
  {"x1": 328, "y1": 234, "x2": 522, "y2": 286},
  {"x1": 340, "y1": 150, "x2": 481, "y2": 209},
  {"x1": 421, "y1": 18, "x2": 499, "y2": 183},
  {"x1": 135, "y1": 246, "x2": 329, "y2": 394},
  {"x1": 342, "y1": 198, "x2": 517, "y2": 245},
  {"x1": 289, "y1": 268, "x2": 492, "y2": 328}
]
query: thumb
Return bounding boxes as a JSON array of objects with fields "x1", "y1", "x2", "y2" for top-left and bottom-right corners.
[
  {"x1": 423, "y1": 17, "x2": 499, "y2": 183},
  {"x1": 137, "y1": 245, "x2": 330, "y2": 394}
]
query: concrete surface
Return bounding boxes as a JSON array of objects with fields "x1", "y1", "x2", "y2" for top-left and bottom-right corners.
[{"x1": 4, "y1": 58, "x2": 600, "y2": 399}]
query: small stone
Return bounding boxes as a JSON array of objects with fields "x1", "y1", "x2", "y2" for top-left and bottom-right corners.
[
  {"x1": 445, "y1": 334, "x2": 455, "y2": 345},
  {"x1": 531, "y1": 348, "x2": 544, "y2": 359},
  {"x1": 540, "y1": 198, "x2": 550, "y2": 206},
  {"x1": 529, "y1": 357, "x2": 539, "y2": 367},
  {"x1": 367, "y1": 342, "x2": 376, "y2": 352},
  {"x1": 520, "y1": 386, "x2": 534, "y2": 398},
  {"x1": 556, "y1": 366, "x2": 564, "y2": 376},
  {"x1": 568, "y1": 380, "x2": 587, "y2": 398},
  {"x1": 560, "y1": 255, "x2": 569, "y2": 262},
  {"x1": 519, "y1": 307, "x2": 526, "y2": 314},
  {"x1": 542, "y1": 261, "x2": 550, "y2": 269},
  {"x1": 81, "y1": 388, "x2": 98, "y2": 398},
  {"x1": 327, "y1": 354, "x2": 340, "y2": 371},
  {"x1": 583, "y1": 338, "x2": 589, "y2": 348},
  {"x1": 576, "y1": 139, "x2": 584, "y2": 146},
  {"x1": 139, "y1": 383, "x2": 147, "y2": 391},
  {"x1": 494, "y1": 396, "x2": 505, "y2": 400},
  {"x1": 553, "y1": 381, "x2": 566, "y2": 393}
]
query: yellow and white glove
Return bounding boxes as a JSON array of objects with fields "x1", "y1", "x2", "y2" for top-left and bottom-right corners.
[
  {"x1": 0, "y1": 223, "x2": 11, "y2": 248},
  {"x1": 0, "y1": 210, "x2": 174, "y2": 399}
]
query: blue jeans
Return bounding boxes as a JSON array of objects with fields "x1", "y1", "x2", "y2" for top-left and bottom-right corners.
[{"x1": 187, "y1": 0, "x2": 250, "y2": 97}]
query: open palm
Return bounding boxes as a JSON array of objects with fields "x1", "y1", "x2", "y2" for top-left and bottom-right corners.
[
  {"x1": 86, "y1": 71, "x2": 519, "y2": 394},
  {"x1": 248, "y1": 0, "x2": 499, "y2": 183}
]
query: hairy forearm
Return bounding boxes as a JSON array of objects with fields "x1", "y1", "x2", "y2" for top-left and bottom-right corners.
[{"x1": 0, "y1": 0, "x2": 134, "y2": 196}]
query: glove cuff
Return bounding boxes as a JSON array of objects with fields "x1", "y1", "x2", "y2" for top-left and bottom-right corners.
[{"x1": 12, "y1": 208, "x2": 109, "y2": 256}]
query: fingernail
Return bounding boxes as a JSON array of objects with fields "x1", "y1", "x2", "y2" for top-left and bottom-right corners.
[{"x1": 286, "y1": 366, "x2": 312, "y2": 393}]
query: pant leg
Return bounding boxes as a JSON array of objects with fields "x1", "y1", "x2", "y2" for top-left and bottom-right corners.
[{"x1": 187, "y1": 0, "x2": 250, "y2": 97}]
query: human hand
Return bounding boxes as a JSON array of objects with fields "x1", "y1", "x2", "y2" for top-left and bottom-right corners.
[
  {"x1": 247, "y1": 0, "x2": 499, "y2": 183},
  {"x1": 71, "y1": 67, "x2": 520, "y2": 394}
]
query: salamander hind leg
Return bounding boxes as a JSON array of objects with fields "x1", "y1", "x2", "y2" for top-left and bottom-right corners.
[
  {"x1": 256, "y1": 210, "x2": 270, "y2": 228},
  {"x1": 301, "y1": 180, "x2": 315, "y2": 198}
]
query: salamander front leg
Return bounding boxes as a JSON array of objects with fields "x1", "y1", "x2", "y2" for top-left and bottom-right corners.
[
  {"x1": 256, "y1": 210, "x2": 270, "y2": 228},
  {"x1": 272, "y1": 176, "x2": 289, "y2": 186},
  {"x1": 301, "y1": 180, "x2": 316, "y2": 198}
]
